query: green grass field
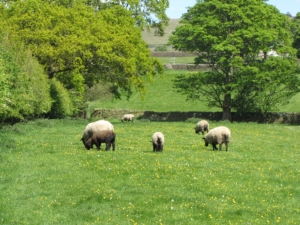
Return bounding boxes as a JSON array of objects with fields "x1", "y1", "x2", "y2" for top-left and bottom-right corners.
[
  {"x1": 90, "y1": 69, "x2": 300, "y2": 114},
  {"x1": 1, "y1": 118, "x2": 300, "y2": 224}
]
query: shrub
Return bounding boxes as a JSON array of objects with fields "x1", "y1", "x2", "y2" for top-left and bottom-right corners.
[{"x1": 154, "y1": 45, "x2": 168, "y2": 52}]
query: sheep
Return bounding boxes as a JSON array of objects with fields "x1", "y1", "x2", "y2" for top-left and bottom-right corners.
[
  {"x1": 202, "y1": 126, "x2": 231, "y2": 151},
  {"x1": 84, "y1": 130, "x2": 116, "y2": 151},
  {"x1": 121, "y1": 114, "x2": 134, "y2": 122},
  {"x1": 81, "y1": 120, "x2": 114, "y2": 146},
  {"x1": 194, "y1": 120, "x2": 209, "y2": 135},
  {"x1": 152, "y1": 132, "x2": 164, "y2": 152}
]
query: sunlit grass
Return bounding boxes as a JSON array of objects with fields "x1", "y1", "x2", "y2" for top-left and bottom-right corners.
[{"x1": 0, "y1": 118, "x2": 300, "y2": 224}]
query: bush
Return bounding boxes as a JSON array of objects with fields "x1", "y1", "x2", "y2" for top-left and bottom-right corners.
[
  {"x1": 0, "y1": 33, "x2": 52, "y2": 123},
  {"x1": 154, "y1": 45, "x2": 168, "y2": 52}
]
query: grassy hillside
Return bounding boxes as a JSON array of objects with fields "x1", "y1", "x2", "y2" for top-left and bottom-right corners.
[
  {"x1": 88, "y1": 70, "x2": 219, "y2": 114},
  {"x1": 1, "y1": 119, "x2": 300, "y2": 224},
  {"x1": 89, "y1": 70, "x2": 300, "y2": 114},
  {"x1": 142, "y1": 19, "x2": 180, "y2": 50}
]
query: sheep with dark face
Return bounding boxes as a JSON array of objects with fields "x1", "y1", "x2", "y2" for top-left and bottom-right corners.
[
  {"x1": 81, "y1": 120, "x2": 114, "y2": 147},
  {"x1": 195, "y1": 120, "x2": 209, "y2": 135},
  {"x1": 121, "y1": 114, "x2": 134, "y2": 122},
  {"x1": 202, "y1": 126, "x2": 231, "y2": 151},
  {"x1": 152, "y1": 132, "x2": 164, "y2": 152},
  {"x1": 84, "y1": 130, "x2": 116, "y2": 151}
]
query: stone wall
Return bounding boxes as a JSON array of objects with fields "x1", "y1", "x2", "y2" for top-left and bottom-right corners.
[
  {"x1": 90, "y1": 108, "x2": 300, "y2": 124},
  {"x1": 164, "y1": 63, "x2": 211, "y2": 71}
]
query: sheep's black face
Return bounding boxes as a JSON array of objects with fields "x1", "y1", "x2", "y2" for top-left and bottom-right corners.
[
  {"x1": 202, "y1": 137, "x2": 208, "y2": 147},
  {"x1": 84, "y1": 142, "x2": 92, "y2": 150}
]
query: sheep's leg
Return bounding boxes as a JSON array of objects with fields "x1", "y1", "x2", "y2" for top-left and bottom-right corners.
[
  {"x1": 212, "y1": 144, "x2": 218, "y2": 150},
  {"x1": 153, "y1": 144, "x2": 156, "y2": 152},
  {"x1": 219, "y1": 143, "x2": 223, "y2": 151},
  {"x1": 112, "y1": 142, "x2": 115, "y2": 151},
  {"x1": 105, "y1": 142, "x2": 110, "y2": 151}
]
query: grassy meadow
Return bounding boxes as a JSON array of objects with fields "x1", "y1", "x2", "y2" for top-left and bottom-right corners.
[
  {"x1": 1, "y1": 118, "x2": 300, "y2": 224},
  {"x1": 90, "y1": 69, "x2": 300, "y2": 114}
]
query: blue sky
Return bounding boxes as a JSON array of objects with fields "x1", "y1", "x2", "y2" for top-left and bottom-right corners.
[{"x1": 166, "y1": 0, "x2": 300, "y2": 19}]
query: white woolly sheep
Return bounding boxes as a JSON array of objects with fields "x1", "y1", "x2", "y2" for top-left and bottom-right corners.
[
  {"x1": 194, "y1": 120, "x2": 209, "y2": 135},
  {"x1": 121, "y1": 114, "x2": 134, "y2": 122},
  {"x1": 84, "y1": 130, "x2": 116, "y2": 151},
  {"x1": 81, "y1": 120, "x2": 114, "y2": 147},
  {"x1": 202, "y1": 126, "x2": 231, "y2": 151},
  {"x1": 152, "y1": 132, "x2": 164, "y2": 152}
]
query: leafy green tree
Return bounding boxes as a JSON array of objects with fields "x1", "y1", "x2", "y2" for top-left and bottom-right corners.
[
  {"x1": 0, "y1": 33, "x2": 52, "y2": 122},
  {"x1": 0, "y1": 0, "x2": 163, "y2": 101},
  {"x1": 291, "y1": 12, "x2": 300, "y2": 58},
  {"x1": 169, "y1": 0, "x2": 300, "y2": 120},
  {"x1": 0, "y1": 0, "x2": 170, "y2": 36}
]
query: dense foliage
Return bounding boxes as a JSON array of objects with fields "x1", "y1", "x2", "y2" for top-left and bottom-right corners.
[
  {"x1": 0, "y1": 0, "x2": 167, "y2": 121},
  {"x1": 291, "y1": 12, "x2": 300, "y2": 58},
  {"x1": 169, "y1": 0, "x2": 300, "y2": 120},
  {"x1": 0, "y1": 34, "x2": 52, "y2": 122}
]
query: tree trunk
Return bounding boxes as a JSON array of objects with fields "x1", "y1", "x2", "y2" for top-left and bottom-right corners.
[{"x1": 222, "y1": 93, "x2": 232, "y2": 121}]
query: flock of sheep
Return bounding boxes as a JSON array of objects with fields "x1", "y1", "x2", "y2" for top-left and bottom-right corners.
[{"x1": 80, "y1": 114, "x2": 231, "y2": 152}]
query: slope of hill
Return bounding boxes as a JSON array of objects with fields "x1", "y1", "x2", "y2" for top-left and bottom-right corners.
[{"x1": 142, "y1": 19, "x2": 180, "y2": 50}]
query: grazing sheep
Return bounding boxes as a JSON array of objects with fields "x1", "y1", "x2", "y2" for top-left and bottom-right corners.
[
  {"x1": 195, "y1": 120, "x2": 209, "y2": 135},
  {"x1": 152, "y1": 132, "x2": 164, "y2": 152},
  {"x1": 81, "y1": 120, "x2": 114, "y2": 146},
  {"x1": 202, "y1": 126, "x2": 231, "y2": 151},
  {"x1": 121, "y1": 114, "x2": 134, "y2": 122},
  {"x1": 84, "y1": 130, "x2": 116, "y2": 151}
]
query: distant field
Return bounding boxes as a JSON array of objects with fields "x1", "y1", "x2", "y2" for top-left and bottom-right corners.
[
  {"x1": 89, "y1": 69, "x2": 300, "y2": 114},
  {"x1": 88, "y1": 70, "x2": 219, "y2": 114},
  {"x1": 142, "y1": 19, "x2": 180, "y2": 47}
]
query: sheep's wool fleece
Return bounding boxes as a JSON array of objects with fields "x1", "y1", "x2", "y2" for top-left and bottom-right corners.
[
  {"x1": 152, "y1": 132, "x2": 164, "y2": 144},
  {"x1": 204, "y1": 126, "x2": 230, "y2": 144},
  {"x1": 123, "y1": 114, "x2": 134, "y2": 119},
  {"x1": 82, "y1": 120, "x2": 114, "y2": 142},
  {"x1": 195, "y1": 120, "x2": 209, "y2": 129}
]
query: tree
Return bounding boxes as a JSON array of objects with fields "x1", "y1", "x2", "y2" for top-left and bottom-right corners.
[
  {"x1": 0, "y1": 0, "x2": 163, "y2": 101},
  {"x1": 169, "y1": 0, "x2": 300, "y2": 120},
  {"x1": 0, "y1": 0, "x2": 170, "y2": 36},
  {"x1": 291, "y1": 12, "x2": 300, "y2": 58}
]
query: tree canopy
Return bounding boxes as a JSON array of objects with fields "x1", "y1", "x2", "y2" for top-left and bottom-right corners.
[
  {"x1": 169, "y1": 0, "x2": 300, "y2": 120},
  {"x1": 291, "y1": 12, "x2": 300, "y2": 58},
  {"x1": 0, "y1": 0, "x2": 164, "y2": 100}
]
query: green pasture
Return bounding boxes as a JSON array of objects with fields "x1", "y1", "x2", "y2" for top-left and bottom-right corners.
[
  {"x1": 0, "y1": 118, "x2": 299, "y2": 224},
  {"x1": 90, "y1": 69, "x2": 300, "y2": 114}
]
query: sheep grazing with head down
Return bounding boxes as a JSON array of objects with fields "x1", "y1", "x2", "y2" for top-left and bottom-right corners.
[
  {"x1": 195, "y1": 120, "x2": 209, "y2": 135},
  {"x1": 202, "y1": 126, "x2": 231, "y2": 151},
  {"x1": 121, "y1": 114, "x2": 134, "y2": 122},
  {"x1": 81, "y1": 120, "x2": 114, "y2": 147},
  {"x1": 84, "y1": 130, "x2": 116, "y2": 151},
  {"x1": 152, "y1": 132, "x2": 164, "y2": 152}
]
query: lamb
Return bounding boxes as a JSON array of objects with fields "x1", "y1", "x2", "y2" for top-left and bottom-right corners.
[
  {"x1": 81, "y1": 120, "x2": 114, "y2": 146},
  {"x1": 202, "y1": 126, "x2": 231, "y2": 151},
  {"x1": 84, "y1": 130, "x2": 116, "y2": 151},
  {"x1": 194, "y1": 120, "x2": 209, "y2": 135},
  {"x1": 121, "y1": 114, "x2": 134, "y2": 122},
  {"x1": 152, "y1": 132, "x2": 164, "y2": 152}
]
